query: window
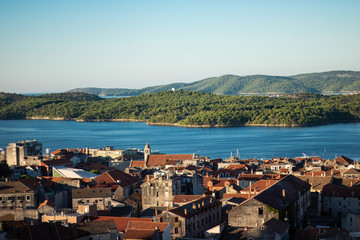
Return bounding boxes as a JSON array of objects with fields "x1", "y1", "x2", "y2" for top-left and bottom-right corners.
[
  {"x1": 17, "y1": 196, "x2": 23, "y2": 201},
  {"x1": 258, "y1": 207, "x2": 263, "y2": 215},
  {"x1": 160, "y1": 217, "x2": 163, "y2": 222},
  {"x1": 175, "y1": 227, "x2": 178, "y2": 234},
  {"x1": 8, "y1": 196, "x2": 13, "y2": 201},
  {"x1": 0, "y1": 196, "x2": 2, "y2": 201},
  {"x1": 26, "y1": 195, "x2": 30, "y2": 201},
  {"x1": 175, "y1": 217, "x2": 179, "y2": 222}
]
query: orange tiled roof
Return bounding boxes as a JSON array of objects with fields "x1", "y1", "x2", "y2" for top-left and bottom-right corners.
[
  {"x1": 225, "y1": 164, "x2": 247, "y2": 170},
  {"x1": 173, "y1": 195, "x2": 203, "y2": 204},
  {"x1": 130, "y1": 161, "x2": 145, "y2": 168},
  {"x1": 123, "y1": 229, "x2": 156, "y2": 239},
  {"x1": 92, "y1": 217, "x2": 152, "y2": 232},
  {"x1": 38, "y1": 200, "x2": 56, "y2": 209},
  {"x1": 127, "y1": 221, "x2": 169, "y2": 232},
  {"x1": 147, "y1": 154, "x2": 193, "y2": 167},
  {"x1": 241, "y1": 179, "x2": 278, "y2": 193},
  {"x1": 335, "y1": 156, "x2": 354, "y2": 165}
]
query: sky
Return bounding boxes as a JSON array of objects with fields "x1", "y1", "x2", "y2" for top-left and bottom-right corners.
[{"x1": 1, "y1": 0, "x2": 360, "y2": 93}]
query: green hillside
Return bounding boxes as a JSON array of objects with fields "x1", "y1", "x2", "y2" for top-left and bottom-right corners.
[
  {"x1": 1, "y1": 91, "x2": 360, "y2": 127},
  {"x1": 68, "y1": 71, "x2": 360, "y2": 96}
]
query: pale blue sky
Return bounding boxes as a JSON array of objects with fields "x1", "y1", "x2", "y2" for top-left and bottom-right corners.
[{"x1": 1, "y1": 0, "x2": 360, "y2": 93}]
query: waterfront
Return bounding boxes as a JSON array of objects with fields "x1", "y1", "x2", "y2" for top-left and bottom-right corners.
[{"x1": 0, "y1": 120, "x2": 359, "y2": 161}]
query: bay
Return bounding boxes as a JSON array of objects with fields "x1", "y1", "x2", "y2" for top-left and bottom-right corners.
[{"x1": 0, "y1": 120, "x2": 359, "y2": 161}]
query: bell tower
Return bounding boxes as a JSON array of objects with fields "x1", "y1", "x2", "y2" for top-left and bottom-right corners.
[{"x1": 144, "y1": 143, "x2": 151, "y2": 164}]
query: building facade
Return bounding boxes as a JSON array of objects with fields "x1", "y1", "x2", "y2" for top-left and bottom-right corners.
[{"x1": 6, "y1": 140, "x2": 42, "y2": 167}]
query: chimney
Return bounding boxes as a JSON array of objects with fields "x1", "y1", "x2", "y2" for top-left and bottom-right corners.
[{"x1": 155, "y1": 209, "x2": 158, "y2": 217}]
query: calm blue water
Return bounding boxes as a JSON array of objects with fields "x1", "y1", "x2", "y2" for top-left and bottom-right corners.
[{"x1": 0, "y1": 120, "x2": 359, "y2": 161}]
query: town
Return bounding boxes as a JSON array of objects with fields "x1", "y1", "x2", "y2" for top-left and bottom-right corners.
[{"x1": 0, "y1": 139, "x2": 359, "y2": 240}]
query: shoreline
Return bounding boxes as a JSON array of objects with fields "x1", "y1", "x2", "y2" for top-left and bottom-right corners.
[{"x1": 25, "y1": 116, "x2": 310, "y2": 128}]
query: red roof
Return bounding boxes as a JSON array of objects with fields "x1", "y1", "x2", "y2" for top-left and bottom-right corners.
[
  {"x1": 241, "y1": 179, "x2": 278, "y2": 194},
  {"x1": 147, "y1": 154, "x2": 193, "y2": 167},
  {"x1": 123, "y1": 229, "x2": 156, "y2": 240},
  {"x1": 92, "y1": 217, "x2": 152, "y2": 232},
  {"x1": 38, "y1": 200, "x2": 56, "y2": 209},
  {"x1": 130, "y1": 161, "x2": 146, "y2": 168},
  {"x1": 127, "y1": 221, "x2": 169, "y2": 232},
  {"x1": 94, "y1": 169, "x2": 141, "y2": 188},
  {"x1": 173, "y1": 195, "x2": 203, "y2": 204},
  {"x1": 335, "y1": 156, "x2": 354, "y2": 165},
  {"x1": 41, "y1": 158, "x2": 73, "y2": 167}
]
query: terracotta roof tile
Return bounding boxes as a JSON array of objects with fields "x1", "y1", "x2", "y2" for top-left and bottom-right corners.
[
  {"x1": 127, "y1": 221, "x2": 169, "y2": 232},
  {"x1": 123, "y1": 229, "x2": 156, "y2": 240},
  {"x1": 92, "y1": 217, "x2": 152, "y2": 232},
  {"x1": 173, "y1": 195, "x2": 203, "y2": 204},
  {"x1": 38, "y1": 200, "x2": 56, "y2": 209},
  {"x1": 94, "y1": 169, "x2": 141, "y2": 188},
  {"x1": 130, "y1": 160, "x2": 146, "y2": 168},
  {"x1": 335, "y1": 156, "x2": 354, "y2": 165},
  {"x1": 147, "y1": 154, "x2": 193, "y2": 167}
]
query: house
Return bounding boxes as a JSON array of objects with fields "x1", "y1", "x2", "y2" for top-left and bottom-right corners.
[
  {"x1": 72, "y1": 187, "x2": 112, "y2": 210},
  {"x1": 141, "y1": 175, "x2": 181, "y2": 209},
  {"x1": 322, "y1": 183, "x2": 360, "y2": 223},
  {"x1": 6, "y1": 140, "x2": 42, "y2": 167},
  {"x1": 126, "y1": 220, "x2": 171, "y2": 240},
  {"x1": 153, "y1": 195, "x2": 222, "y2": 239},
  {"x1": 94, "y1": 169, "x2": 141, "y2": 201},
  {"x1": 40, "y1": 158, "x2": 73, "y2": 176},
  {"x1": 173, "y1": 195, "x2": 203, "y2": 207},
  {"x1": 246, "y1": 218, "x2": 290, "y2": 240},
  {"x1": 0, "y1": 180, "x2": 36, "y2": 209},
  {"x1": 228, "y1": 175, "x2": 311, "y2": 229},
  {"x1": 77, "y1": 220, "x2": 119, "y2": 240},
  {"x1": 37, "y1": 200, "x2": 56, "y2": 215}
]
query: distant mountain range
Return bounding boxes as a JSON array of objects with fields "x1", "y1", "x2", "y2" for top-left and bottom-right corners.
[{"x1": 67, "y1": 70, "x2": 360, "y2": 96}]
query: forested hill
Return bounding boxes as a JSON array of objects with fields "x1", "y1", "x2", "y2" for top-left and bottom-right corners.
[
  {"x1": 68, "y1": 71, "x2": 360, "y2": 96},
  {"x1": 1, "y1": 91, "x2": 359, "y2": 127}
]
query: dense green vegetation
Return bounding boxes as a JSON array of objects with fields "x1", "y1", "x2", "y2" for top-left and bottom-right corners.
[
  {"x1": 68, "y1": 71, "x2": 360, "y2": 96},
  {"x1": 1, "y1": 91, "x2": 359, "y2": 127}
]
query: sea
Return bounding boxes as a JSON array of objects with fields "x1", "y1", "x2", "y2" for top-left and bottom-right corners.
[{"x1": 0, "y1": 120, "x2": 359, "y2": 161}]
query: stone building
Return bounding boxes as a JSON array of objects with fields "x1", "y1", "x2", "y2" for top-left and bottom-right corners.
[
  {"x1": 72, "y1": 187, "x2": 112, "y2": 210},
  {"x1": 153, "y1": 195, "x2": 222, "y2": 239},
  {"x1": 228, "y1": 175, "x2": 311, "y2": 229},
  {"x1": 141, "y1": 175, "x2": 181, "y2": 209},
  {"x1": 0, "y1": 180, "x2": 36, "y2": 209},
  {"x1": 6, "y1": 140, "x2": 42, "y2": 167}
]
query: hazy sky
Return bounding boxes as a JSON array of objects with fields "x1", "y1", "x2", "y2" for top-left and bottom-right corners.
[{"x1": 1, "y1": 0, "x2": 360, "y2": 93}]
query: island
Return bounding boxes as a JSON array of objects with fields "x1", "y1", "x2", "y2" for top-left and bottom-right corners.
[{"x1": 1, "y1": 90, "x2": 359, "y2": 127}]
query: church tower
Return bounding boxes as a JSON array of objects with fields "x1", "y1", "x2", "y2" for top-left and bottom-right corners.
[{"x1": 144, "y1": 143, "x2": 151, "y2": 164}]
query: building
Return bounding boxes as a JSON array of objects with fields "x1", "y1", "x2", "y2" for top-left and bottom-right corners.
[
  {"x1": 228, "y1": 175, "x2": 311, "y2": 229},
  {"x1": 141, "y1": 175, "x2": 181, "y2": 209},
  {"x1": 6, "y1": 140, "x2": 42, "y2": 167},
  {"x1": 72, "y1": 187, "x2": 112, "y2": 210},
  {"x1": 0, "y1": 180, "x2": 36, "y2": 209},
  {"x1": 153, "y1": 195, "x2": 222, "y2": 239},
  {"x1": 94, "y1": 169, "x2": 141, "y2": 201}
]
